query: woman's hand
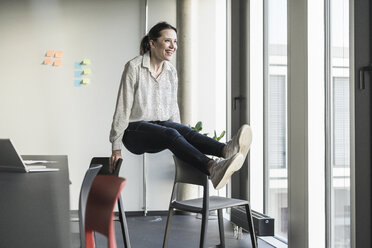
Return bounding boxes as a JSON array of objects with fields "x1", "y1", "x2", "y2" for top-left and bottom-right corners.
[{"x1": 110, "y1": 150, "x2": 122, "y2": 173}]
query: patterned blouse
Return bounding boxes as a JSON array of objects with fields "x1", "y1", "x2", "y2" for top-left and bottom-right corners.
[{"x1": 109, "y1": 52, "x2": 180, "y2": 150}]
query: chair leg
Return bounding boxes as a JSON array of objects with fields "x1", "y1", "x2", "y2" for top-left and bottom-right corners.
[
  {"x1": 200, "y1": 210, "x2": 209, "y2": 248},
  {"x1": 217, "y1": 209, "x2": 225, "y2": 247},
  {"x1": 118, "y1": 196, "x2": 131, "y2": 248},
  {"x1": 79, "y1": 210, "x2": 85, "y2": 248},
  {"x1": 245, "y1": 204, "x2": 257, "y2": 248},
  {"x1": 162, "y1": 207, "x2": 175, "y2": 248},
  {"x1": 85, "y1": 228, "x2": 95, "y2": 248},
  {"x1": 108, "y1": 222, "x2": 118, "y2": 248}
]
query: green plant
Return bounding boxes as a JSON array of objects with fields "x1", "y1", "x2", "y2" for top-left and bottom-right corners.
[{"x1": 190, "y1": 121, "x2": 226, "y2": 141}]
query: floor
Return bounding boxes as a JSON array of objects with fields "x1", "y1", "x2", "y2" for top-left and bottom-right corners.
[{"x1": 71, "y1": 214, "x2": 274, "y2": 248}]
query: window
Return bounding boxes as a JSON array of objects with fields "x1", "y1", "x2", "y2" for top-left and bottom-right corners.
[
  {"x1": 265, "y1": 0, "x2": 288, "y2": 241},
  {"x1": 268, "y1": 75, "x2": 287, "y2": 169},
  {"x1": 326, "y1": 0, "x2": 350, "y2": 247},
  {"x1": 332, "y1": 77, "x2": 350, "y2": 168}
]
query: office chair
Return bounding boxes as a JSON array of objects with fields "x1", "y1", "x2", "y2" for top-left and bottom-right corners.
[
  {"x1": 162, "y1": 156, "x2": 257, "y2": 248},
  {"x1": 85, "y1": 175, "x2": 127, "y2": 248},
  {"x1": 89, "y1": 157, "x2": 131, "y2": 248},
  {"x1": 79, "y1": 165, "x2": 103, "y2": 248}
]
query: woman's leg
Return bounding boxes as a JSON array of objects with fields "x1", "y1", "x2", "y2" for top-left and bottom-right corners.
[
  {"x1": 158, "y1": 121, "x2": 225, "y2": 157},
  {"x1": 122, "y1": 121, "x2": 212, "y2": 175}
]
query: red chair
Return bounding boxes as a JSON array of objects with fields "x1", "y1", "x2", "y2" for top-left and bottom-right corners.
[{"x1": 85, "y1": 175, "x2": 127, "y2": 248}]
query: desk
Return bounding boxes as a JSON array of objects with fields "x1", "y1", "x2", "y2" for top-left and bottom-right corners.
[{"x1": 0, "y1": 155, "x2": 71, "y2": 248}]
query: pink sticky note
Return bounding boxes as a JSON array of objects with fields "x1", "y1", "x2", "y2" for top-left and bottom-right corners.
[
  {"x1": 53, "y1": 59, "x2": 62, "y2": 66},
  {"x1": 54, "y1": 51, "x2": 63, "y2": 58},
  {"x1": 43, "y1": 58, "x2": 52, "y2": 65}
]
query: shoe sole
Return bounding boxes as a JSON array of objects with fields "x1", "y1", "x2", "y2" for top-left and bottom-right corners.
[
  {"x1": 215, "y1": 153, "x2": 244, "y2": 190},
  {"x1": 238, "y1": 124, "x2": 252, "y2": 160}
]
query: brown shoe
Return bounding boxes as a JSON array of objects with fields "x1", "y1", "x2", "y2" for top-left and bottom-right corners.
[
  {"x1": 210, "y1": 153, "x2": 244, "y2": 190},
  {"x1": 223, "y1": 124, "x2": 252, "y2": 160}
]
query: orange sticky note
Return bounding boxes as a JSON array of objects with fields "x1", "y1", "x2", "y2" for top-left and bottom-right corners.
[
  {"x1": 46, "y1": 50, "x2": 54, "y2": 57},
  {"x1": 43, "y1": 58, "x2": 52, "y2": 65},
  {"x1": 53, "y1": 59, "x2": 62, "y2": 66},
  {"x1": 54, "y1": 51, "x2": 63, "y2": 58}
]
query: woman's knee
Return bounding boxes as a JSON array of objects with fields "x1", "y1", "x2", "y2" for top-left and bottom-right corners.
[
  {"x1": 164, "y1": 127, "x2": 182, "y2": 142},
  {"x1": 165, "y1": 122, "x2": 196, "y2": 137}
]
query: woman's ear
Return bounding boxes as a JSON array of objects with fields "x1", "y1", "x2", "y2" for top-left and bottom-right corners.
[{"x1": 149, "y1": 39, "x2": 156, "y2": 49}]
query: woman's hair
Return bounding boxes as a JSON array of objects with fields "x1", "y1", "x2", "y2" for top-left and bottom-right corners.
[{"x1": 140, "y1": 22, "x2": 177, "y2": 55}]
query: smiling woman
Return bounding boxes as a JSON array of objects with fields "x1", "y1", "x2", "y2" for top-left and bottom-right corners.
[{"x1": 109, "y1": 21, "x2": 252, "y2": 190}]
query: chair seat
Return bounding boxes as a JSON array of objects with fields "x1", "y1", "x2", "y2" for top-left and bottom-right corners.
[
  {"x1": 171, "y1": 196, "x2": 249, "y2": 213},
  {"x1": 163, "y1": 155, "x2": 257, "y2": 248}
]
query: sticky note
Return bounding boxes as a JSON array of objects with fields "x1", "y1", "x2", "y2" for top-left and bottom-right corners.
[
  {"x1": 74, "y1": 80, "x2": 82, "y2": 87},
  {"x1": 46, "y1": 50, "x2": 54, "y2": 57},
  {"x1": 82, "y1": 68, "x2": 91, "y2": 75},
  {"x1": 53, "y1": 59, "x2": 62, "y2": 66},
  {"x1": 74, "y1": 62, "x2": 82, "y2": 69},
  {"x1": 82, "y1": 59, "x2": 91, "y2": 65},
  {"x1": 81, "y1": 78, "x2": 90, "y2": 84},
  {"x1": 54, "y1": 51, "x2": 63, "y2": 58},
  {"x1": 43, "y1": 58, "x2": 52, "y2": 65},
  {"x1": 74, "y1": 71, "x2": 82, "y2": 77}
]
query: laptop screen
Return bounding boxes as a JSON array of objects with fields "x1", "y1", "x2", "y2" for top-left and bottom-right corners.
[{"x1": 0, "y1": 139, "x2": 25, "y2": 168}]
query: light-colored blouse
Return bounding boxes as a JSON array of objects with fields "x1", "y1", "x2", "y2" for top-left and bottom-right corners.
[{"x1": 109, "y1": 52, "x2": 180, "y2": 150}]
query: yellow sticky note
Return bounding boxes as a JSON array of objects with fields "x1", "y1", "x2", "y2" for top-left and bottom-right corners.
[
  {"x1": 54, "y1": 51, "x2": 63, "y2": 58},
  {"x1": 53, "y1": 59, "x2": 62, "y2": 66},
  {"x1": 81, "y1": 78, "x2": 90, "y2": 84},
  {"x1": 82, "y1": 59, "x2": 91, "y2": 65},
  {"x1": 46, "y1": 50, "x2": 54, "y2": 57},
  {"x1": 82, "y1": 68, "x2": 91, "y2": 75},
  {"x1": 43, "y1": 58, "x2": 52, "y2": 65}
]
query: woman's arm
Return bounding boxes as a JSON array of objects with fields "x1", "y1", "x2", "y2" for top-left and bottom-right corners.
[
  {"x1": 169, "y1": 66, "x2": 180, "y2": 123},
  {"x1": 109, "y1": 62, "x2": 136, "y2": 168}
]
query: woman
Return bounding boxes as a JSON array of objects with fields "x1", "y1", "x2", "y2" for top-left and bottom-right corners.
[{"x1": 109, "y1": 22, "x2": 252, "y2": 190}]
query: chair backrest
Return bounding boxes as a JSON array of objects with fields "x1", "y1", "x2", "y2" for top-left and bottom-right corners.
[
  {"x1": 85, "y1": 175, "x2": 127, "y2": 244},
  {"x1": 78, "y1": 165, "x2": 103, "y2": 248},
  {"x1": 90, "y1": 157, "x2": 123, "y2": 176},
  {"x1": 173, "y1": 156, "x2": 208, "y2": 186},
  {"x1": 171, "y1": 156, "x2": 210, "y2": 204}
]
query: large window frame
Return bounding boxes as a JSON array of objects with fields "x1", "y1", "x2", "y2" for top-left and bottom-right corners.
[
  {"x1": 263, "y1": 0, "x2": 289, "y2": 242},
  {"x1": 325, "y1": 0, "x2": 351, "y2": 247}
]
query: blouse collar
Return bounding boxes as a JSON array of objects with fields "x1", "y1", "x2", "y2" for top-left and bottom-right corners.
[{"x1": 142, "y1": 52, "x2": 171, "y2": 72}]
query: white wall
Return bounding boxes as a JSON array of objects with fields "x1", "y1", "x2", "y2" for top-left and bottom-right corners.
[
  {"x1": 0, "y1": 0, "x2": 176, "y2": 211},
  {"x1": 0, "y1": 0, "x2": 226, "y2": 211}
]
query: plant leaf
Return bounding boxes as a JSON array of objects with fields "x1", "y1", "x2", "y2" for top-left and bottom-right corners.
[
  {"x1": 195, "y1": 121, "x2": 203, "y2": 132},
  {"x1": 217, "y1": 130, "x2": 226, "y2": 141}
]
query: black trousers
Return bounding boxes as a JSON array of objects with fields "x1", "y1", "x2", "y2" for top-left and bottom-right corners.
[{"x1": 122, "y1": 121, "x2": 225, "y2": 175}]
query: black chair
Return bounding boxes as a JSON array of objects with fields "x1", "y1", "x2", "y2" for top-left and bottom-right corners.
[
  {"x1": 163, "y1": 156, "x2": 257, "y2": 248},
  {"x1": 89, "y1": 157, "x2": 131, "y2": 248},
  {"x1": 79, "y1": 164, "x2": 103, "y2": 248}
]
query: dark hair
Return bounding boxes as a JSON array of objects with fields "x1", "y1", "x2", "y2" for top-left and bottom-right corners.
[{"x1": 140, "y1": 22, "x2": 177, "y2": 55}]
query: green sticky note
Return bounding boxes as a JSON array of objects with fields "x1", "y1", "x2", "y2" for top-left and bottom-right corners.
[
  {"x1": 82, "y1": 68, "x2": 91, "y2": 75},
  {"x1": 82, "y1": 59, "x2": 91, "y2": 65},
  {"x1": 82, "y1": 78, "x2": 90, "y2": 84}
]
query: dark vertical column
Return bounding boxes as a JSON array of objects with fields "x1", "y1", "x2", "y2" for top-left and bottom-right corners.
[
  {"x1": 231, "y1": 0, "x2": 250, "y2": 200},
  {"x1": 354, "y1": 0, "x2": 371, "y2": 246}
]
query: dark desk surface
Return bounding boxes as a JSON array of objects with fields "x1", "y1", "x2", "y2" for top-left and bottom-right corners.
[{"x1": 0, "y1": 155, "x2": 71, "y2": 248}]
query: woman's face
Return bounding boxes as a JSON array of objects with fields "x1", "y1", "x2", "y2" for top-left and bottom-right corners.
[{"x1": 150, "y1": 29, "x2": 177, "y2": 62}]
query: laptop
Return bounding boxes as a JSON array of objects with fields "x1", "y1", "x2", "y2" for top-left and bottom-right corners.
[{"x1": 0, "y1": 139, "x2": 59, "y2": 172}]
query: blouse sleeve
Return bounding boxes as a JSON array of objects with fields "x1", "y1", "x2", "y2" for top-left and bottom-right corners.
[
  {"x1": 109, "y1": 62, "x2": 136, "y2": 150},
  {"x1": 169, "y1": 68, "x2": 181, "y2": 123}
]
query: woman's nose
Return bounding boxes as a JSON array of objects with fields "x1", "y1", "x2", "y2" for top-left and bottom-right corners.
[{"x1": 170, "y1": 41, "x2": 177, "y2": 49}]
